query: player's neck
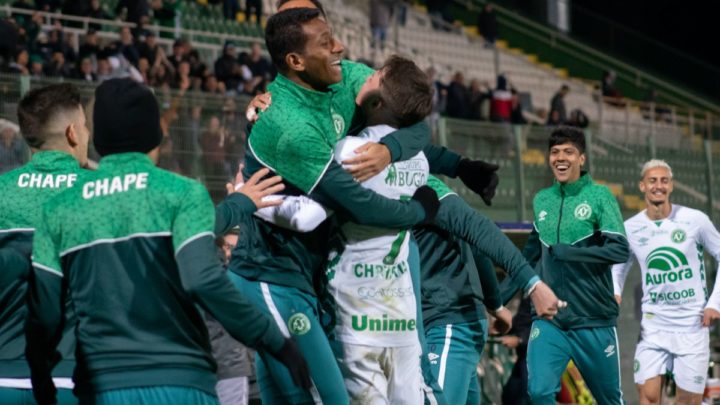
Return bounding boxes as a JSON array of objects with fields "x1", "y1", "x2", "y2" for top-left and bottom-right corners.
[{"x1": 645, "y1": 201, "x2": 672, "y2": 221}]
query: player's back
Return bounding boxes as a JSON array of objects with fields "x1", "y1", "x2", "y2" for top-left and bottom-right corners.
[
  {"x1": 0, "y1": 151, "x2": 81, "y2": 378},
  {"x1": 37, "y1": 152, "x2": 219, "y2": 393}
]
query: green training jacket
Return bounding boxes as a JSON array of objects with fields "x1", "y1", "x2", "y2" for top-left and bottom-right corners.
[
  {"x1": 523, "y1": 172, "x2": 629, "y2": 330},
  {"x1": 28, "y1": 153, "x2": 286, "y2": 396},
  {"x1": 230, "y1": 61, "x2": 462, "y2": 294},
  {"x1": 0, "y1": 151, "x2": 80, "y2": 378}
]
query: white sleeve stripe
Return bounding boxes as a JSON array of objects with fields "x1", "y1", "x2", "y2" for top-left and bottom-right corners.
[
  {"x1": 32, "y1": 262, "x2": 63, "y2": 278},
  {"x1": 61, "y1": 232, "x2": 172, "y2": 257},
  {"x1": 306, "y1": 153, "x2": 335, "y2": 195},
  {"x1": 0, "y1": 228, "x2": 35, "y2": 234},
  {"x1": 174, "y1": 232, "x2": 215, "y2": 255}
]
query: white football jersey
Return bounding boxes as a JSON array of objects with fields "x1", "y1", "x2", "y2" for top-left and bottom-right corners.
[
  {"x1": 613, "y1": 205, "x2": 720, "y2": 331},
  {"x1": 330, "y1": 124, "x2": 428, "y2": 347}
]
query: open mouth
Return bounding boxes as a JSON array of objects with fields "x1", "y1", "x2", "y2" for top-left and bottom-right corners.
[
  {"x1": 330, "y1": 60, "x2": 342, "y2": 73},
  {"x1": 554, "y1": 163, "x2": 569, "y2": 175}
]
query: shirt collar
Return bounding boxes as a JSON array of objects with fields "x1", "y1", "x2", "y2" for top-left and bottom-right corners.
[
  {"x1": 30, "y1": 150, "x2": 80, "y2": 171},
  {"x1": 553, "y1": 171, "x2": 591, "y2": 196}
]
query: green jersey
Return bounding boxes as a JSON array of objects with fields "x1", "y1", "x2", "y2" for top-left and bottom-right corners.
[
  {"x1": 0, "y1": 151, "x2": 81, "y2": 378},
  {"x1": 416, "y1": 176, "x2": 536, "y2": 328},
  {"x1": 523, "y1": 172, "x2": 629, "y2": 329},
  {"x1": 28, "y1": 153, "x2": 285, "y2": 395}
]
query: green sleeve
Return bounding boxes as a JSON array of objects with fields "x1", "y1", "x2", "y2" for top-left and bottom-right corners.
[
  {"x1": 435, "y1": 195, "x2": 537, "y2": 288},
  {"x1": 551, "y1": 233, "x2": 630, "y2": 265},
  {"x1": 310, "y1": 161, "x2": 426, "y2": 227},
  {"x1": 423, "y1": 143, "x2": 463, "y2": 177},
  {"x1": 471, "y1": 249, "x2": 502, "y2": 311},
  {"x1": 26, "y1": 209, "x2": 66, "y2": 387},
  {"x1": 214, "y1": 193, "x2": 259, "y2": 235},
  {"x1": 597, "y1": 186, "x2": 627, "y2": 236},
  {"x1": 174, "y1": 183, "x2": 285, "y2": 353},
  {"x1": 274, "y1": 128, "x2": 334, "y2": 194},
  {"x1": 378, "y1": 121, "x2": 430, "y2": 162}
]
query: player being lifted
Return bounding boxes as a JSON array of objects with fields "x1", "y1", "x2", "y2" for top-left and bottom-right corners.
[{"x1": 613, "y1": 159, "x2": 720, "y2": 405}]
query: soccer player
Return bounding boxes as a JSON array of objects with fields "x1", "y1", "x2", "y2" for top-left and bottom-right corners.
[
  {"x1": 0, "y1": 83, "x2": 90, "y2": 405},
  {"x1": 612, "y1": 159, "x2": 720, "y2": 405},
  {"x1": 224, "y1": 9, "x2": 443, "y2": 404},
  {"x1": 25, "y1": 78, "x2": 310, "y2": 405},
  {"x1": 524, "y1": 127, "x2": 629, "y2": 404}
]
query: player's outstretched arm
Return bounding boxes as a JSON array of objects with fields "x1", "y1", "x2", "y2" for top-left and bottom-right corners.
[
  {"x1": 611, "y1": 256, "x2": 635, "y2": 305},
  {"x1": 311, "y1": 161, "x2": 439, "y2": 228}
]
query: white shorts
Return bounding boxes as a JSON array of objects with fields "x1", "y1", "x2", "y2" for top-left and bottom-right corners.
[
  {"x1": 215, "y1": 376, "x2": 249, "y2": 405},
  {"x1": 332, "y1": 341, "x2": 423, "y2": 405},
  {"x1": 634, "y1": 327, "x2": 709, "y2": 393}
]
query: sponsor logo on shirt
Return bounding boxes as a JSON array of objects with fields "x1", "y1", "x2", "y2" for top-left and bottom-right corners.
[
  {"x1": 351, "y1": 314, "x2": 416, "y2": 332},
  {"x1": 644, "y1": 246, "x2": 696, "y2": 303},
  {"x1": 574, "y1": 203, "x2": 592, "y2": 220},
  {"x1": 288, "y1": 313, "x2": 311, "y2": 336},
  {"x1": 353, "y1": 261, "x2": 409, "y2": 279},
  {"x1": 383, "y1": 160, "x2": 426, "y2": 187},
  {"x1": 356, "y1": 286, "x2": 414, "y2": 299}
]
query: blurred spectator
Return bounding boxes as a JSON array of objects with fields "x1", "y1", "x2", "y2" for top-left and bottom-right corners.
[
  {"x1": 151, "y1": 0, "x2": 178, "y2": 33},
  {"x1": 425, "y1": 66, "x2": 445, "y2": 141},
  {"x1": 29, "y1": 54, "x2": 44, "y2": 77},
  {"x1": 115, "y1": 0, "x2": 150, "y2": 25},
  {"x1": 642, "y1": 89, "x2": 672, "y2": 122},
  {"x1": 200, "y1": 116, "x2": 229, "y2": 179},
  {"x1": 477, "y1": 3, "x2": 498, "y2": 47},
  {"x1": 97, "y1": 56, "x2": 113, "y2": 81},
  {"x1": 110, "y1": 26, "x2": 140, "y2": 67},
  {"x1": 0, "y1": 120, "x2": 28, "y2": 174},
  {"x1": 44, "y1": 50, "x2": 72, "y2": 77},
  {"x1": 602, "y1": 70, "x2": 624, "y2": 107},
  {"x1": 187, "y1": 49, "x2": 209, "y2": 78},
  {"x1": 548, "y1": 84, "x2": 568, "y2": 124},
  {"x1": 0, "y1": 18, "x2": 19, "y2": 67},
  {"x1": 510, "y1": 88, "x2": 526, "y2": 124},
  {"x1": 157, "y1": 137, "x2": 181, "y2": 173},
  {"x1": 169, "y1": 38, "x2": 188, "y2": 70},
  {"x1": 74, "y1": 57, "x2": 98, "y2": 82},
  {"x1": 467, "y1": 78, "x2": 490, "y2": 120},
  {"x1": 223, "y1": 0, "x2": 240, "y2": 21},
  {"x1": 138, "y1": 31, "x2": 159, "y2": 66},
  {"x1": 172, "y1": 59, "x2": 192, "y2": 90},
  {"x1": 546, "y1": 109, "x2": 562, "y2": 126},
  {"x1": 78, "y1": 29, "x2": 101, "y2": 61},
  {"x1": 244, "y1": 42, "x2": 272, "y2": 94},
  {"x1": 6, "y1": 48, "x2": 29, "y2": 75},
  {"x1": 33, "y1": 31, "x2": 54, "y2": 62},
  {"x1": 204, "y1": 75, "x2": 227, "y2": 95},
  {"x1": 215, "y1": 41, "x2": 241, "y2": 92},
  {"x1": 87, "y1": 0, "x2": 113, "y2": 31},
  {"x1": 445, "y1": 71, "x2": 470, "y2": 118},
  {"x1": 370, "y1": 0, "x2": 394, "y2": 51},
  {"x1": 245, "y1": 0, "x2": 262, "y2": 25},
  {"x1": 567, "y1": 109, "x2": 589, "y2": 128},
  {"x1": 61, "y1": 0, "x2": 91, "y2": 28},
  {"x1": 490, "y1": 74, "x2": 512, "y2": 122}
]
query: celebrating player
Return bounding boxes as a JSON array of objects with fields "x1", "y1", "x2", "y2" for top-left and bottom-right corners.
[
  {"x1": 613, "y1": 159, "x2": 720, "y2": 405},
  {"x1": 524, "y1": 127, "x2": 629, "y2": 404}
]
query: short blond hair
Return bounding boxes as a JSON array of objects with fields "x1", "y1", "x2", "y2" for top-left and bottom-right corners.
[{"x1": 641, "y1": 159, "x2": 673, "y2": 179}]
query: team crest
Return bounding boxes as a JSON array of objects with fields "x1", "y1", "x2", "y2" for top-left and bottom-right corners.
[
  {"x1": 288, "y1": 313, "x2": 311, "y2": 336},
  {"x1": 574, "y1": 203, "x2": 592, "y2": 220},
  {"x1": 530, "y1": 327, "x2": 540, "y2": 340},
  {"x1": 332, "y1": 113, "x2": 345, "y2": 138},
  {"x1": 671, "y1": 229, "x2": 686, "y2": 244},
  {"x1": 634, "y1": 360, "x2": 640, "y2": 373}
]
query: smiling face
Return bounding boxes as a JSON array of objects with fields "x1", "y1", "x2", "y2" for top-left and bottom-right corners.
[
  {"x1": 548, "y1": 142, "x2": 585, "y2": 184},
  {"x1": 639, "y1": 166, "x2": 673, "y2": 206},
  {"x1": 296, "y1": 18, "x2": 344, "y2": 89}
]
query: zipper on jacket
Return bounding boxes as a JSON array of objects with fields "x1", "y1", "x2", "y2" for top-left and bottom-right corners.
[{"x1": 556, "y1": 188, "x2": 565, "y2": 244}]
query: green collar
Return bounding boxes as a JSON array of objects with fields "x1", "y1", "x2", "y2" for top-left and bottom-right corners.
[
  {"x1": 30, "y1": 150, "x2": 80, "y2": 170},
  {"x1": 553, "y1": 171, "x2": 592, "y2": 196},
  {"x1": 271, "y1": 73, "x2": 335, "y2": 108},
  {"x1": 98, "y1": 152, "x2": 155, "y2": 169}
]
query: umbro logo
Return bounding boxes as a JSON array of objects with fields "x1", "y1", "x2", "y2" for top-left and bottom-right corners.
[
  {"x1": 604, "y1": 344, "x2": 615, "y2": 357},
  {"x1": 428, "y1": 352, "x2": 439, "y2": 364},
  {"x1": 538, "y1": 210, "x2": 548, "y2": 222}
]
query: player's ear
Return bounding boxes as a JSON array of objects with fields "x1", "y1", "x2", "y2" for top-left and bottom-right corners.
[
  {"x1": 638, "y1": 180, "x2": 646, "y2": 193},
  {"x1": 286, "y1": 52, "x2": 304, "y2": 73},
  {"x1": 65, "y1": 123, "x2": 79, "y2": 147},
  {"x1": 579, "y1": 153, "x2": 586, "y2": 167}
]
